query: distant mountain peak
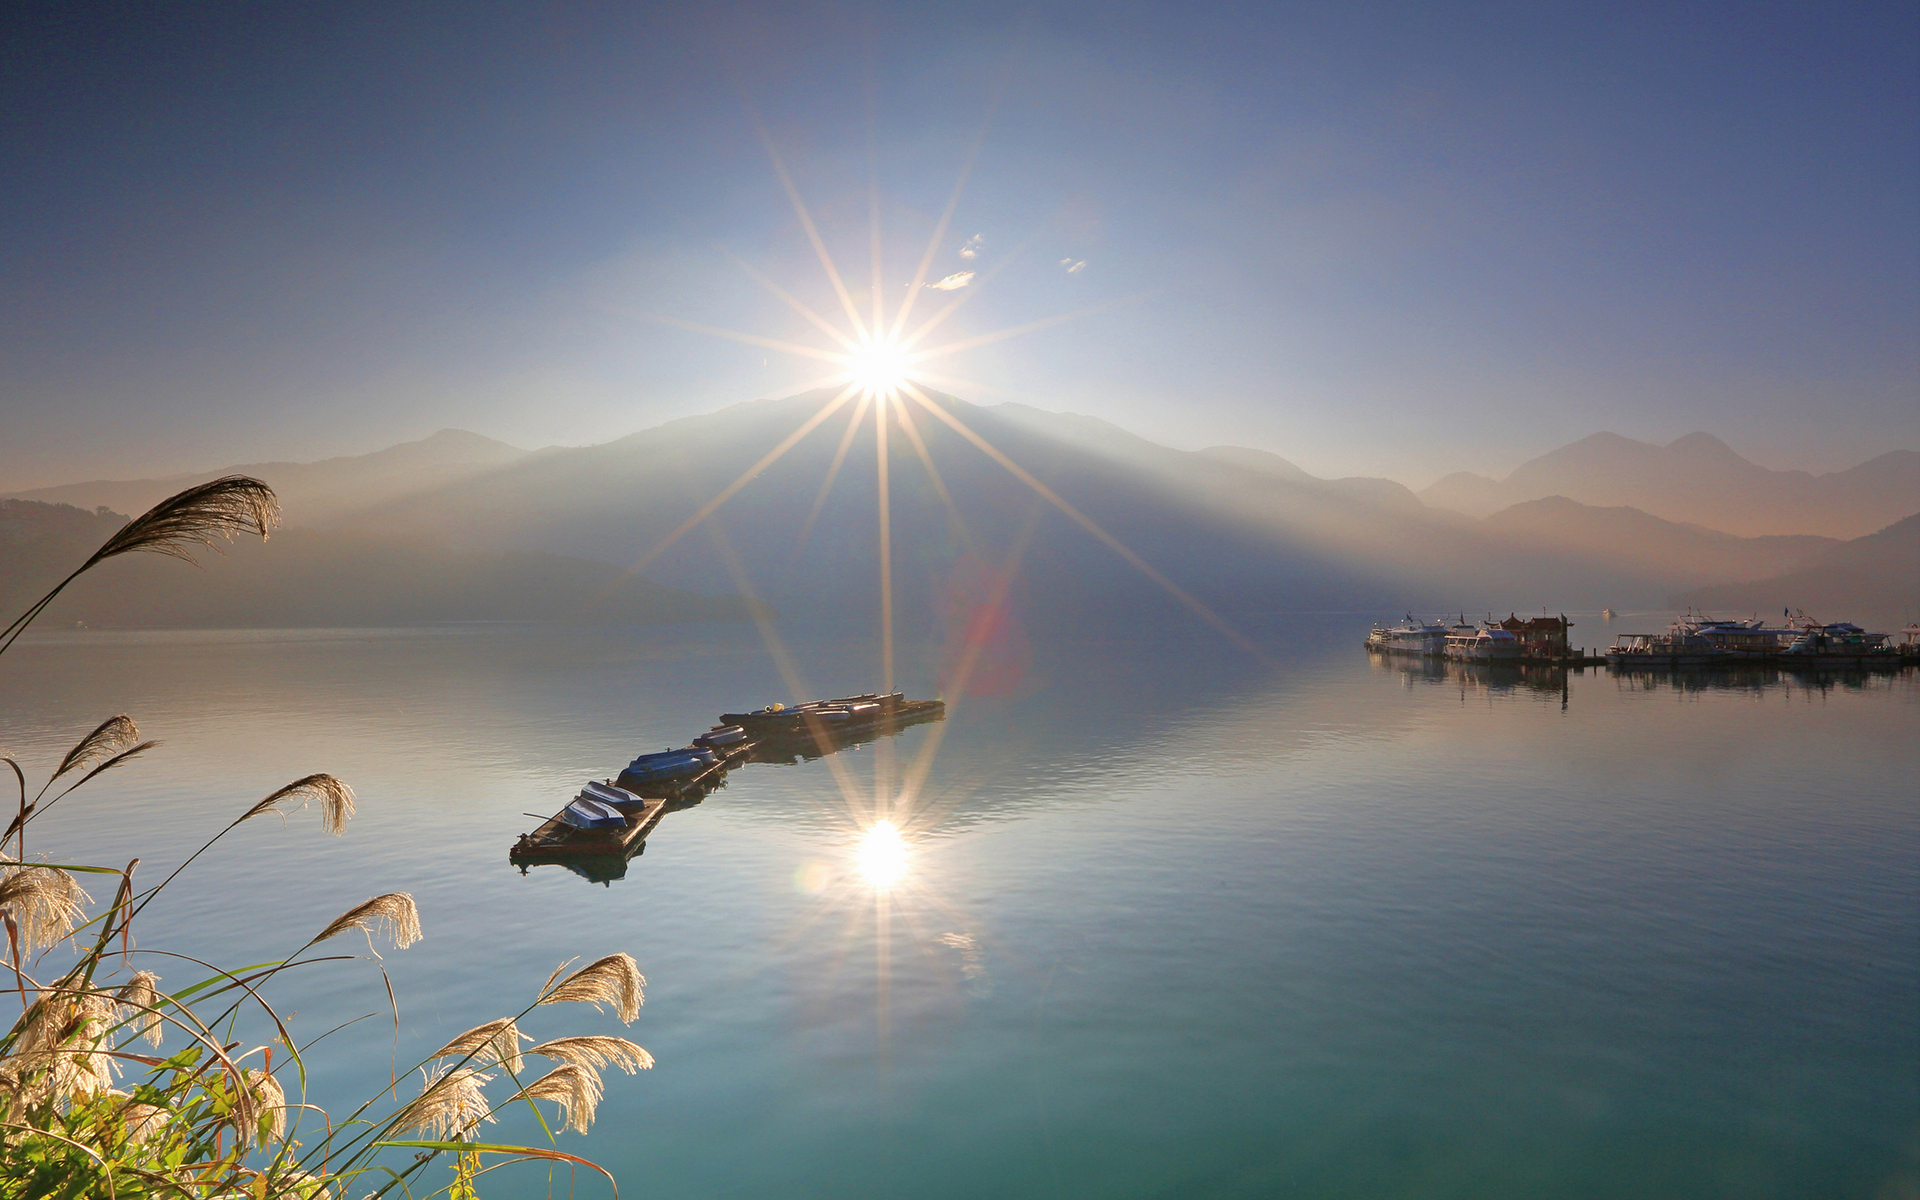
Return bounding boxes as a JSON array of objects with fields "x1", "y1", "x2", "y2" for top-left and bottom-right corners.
[
  {"x1": 1666, "y1": 431, "x2": 1736, "y2": 456},
  {"x1": 1417, "y1": 429, "x2": 1917, "y2": 537}
]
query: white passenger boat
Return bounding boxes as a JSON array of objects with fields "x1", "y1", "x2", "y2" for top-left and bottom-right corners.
[
  {"x1": 1365, "y1": 616, "x2": 1451, "y2": 657},
  {"x1": 1443, "y1": 624, "x2": 1521, "y2": 661}
]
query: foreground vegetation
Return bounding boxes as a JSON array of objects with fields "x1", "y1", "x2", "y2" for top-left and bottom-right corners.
[{"x1": 0, "y1": 478, "x2": 641, "y2": 1197}]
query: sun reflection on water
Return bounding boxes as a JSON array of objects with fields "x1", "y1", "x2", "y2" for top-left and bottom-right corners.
[{"x1": 854, "y1": 819, "x2": 910, "y2": 889}]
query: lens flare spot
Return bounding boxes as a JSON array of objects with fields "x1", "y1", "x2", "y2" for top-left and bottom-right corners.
[
  {"x1": 794, "y1": 859, "x2": 832, "y2": 894},
  {"x1": 855, "y1": 819, "x2": 910, "y2": 889}
]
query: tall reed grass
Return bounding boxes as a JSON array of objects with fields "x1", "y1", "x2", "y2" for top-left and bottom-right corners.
[{"x1": 0, "y1": 478, "x2": 642, "y2": 1197}]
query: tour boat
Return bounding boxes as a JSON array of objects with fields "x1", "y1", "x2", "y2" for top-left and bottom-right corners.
[
  {"x1": 1443, "y1": 624, "x2": 1521, "y2": 661},
  {"x1": 1365, "y1": 616, "x2": 1451, "y2": 657}
]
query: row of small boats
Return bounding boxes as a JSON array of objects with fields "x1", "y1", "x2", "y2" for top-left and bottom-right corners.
[
  {"x1": 1605, "y1": 615, "x2": 1906, "y2": 666},
  {"x1": 516, "y1": 692, "x2": 947, "y2": 858}
]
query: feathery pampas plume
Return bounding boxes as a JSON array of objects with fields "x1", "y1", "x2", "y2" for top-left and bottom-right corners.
[
  {"x1": 113, "y1": 971, "x2": 164, "y2": 1048},
  {"x1": 314, "y1": 893, "x2": 421, "y2": 952},
  {"x1": 516, "y1": 1063, "x2": 603, "y2": 1133},
  {"x1": 430, "y1": 1018, "x2": 526, "y2": 1075},
  {"x1": 118, "y1": 1098, "x2": 170, "y2": 1146},
  {"x1": 396, "y1": 1065, "x2": 495, "y2": 1141},
  {"x1": 230, "y1": 1067, "x2": 286, "y2": 1147},
  {"x1": 0, "y1": 476, "x2": 278, "y2": 658},
  {"x1": 11, "y1": 978, "x2": 118, "y2": 1103},
  {"x1": 526, "y1": 1036, "x2": 653, "y2": 1075},
  {"x1": 82, "y1": 476, "x2": 280, "y2": 569},
  {"x1": 52, "y1": 716, "x2": 138, "y2": 781},
  {"x1": 0, "y1": 865, "x2": 89, "y2": 957},
  {"x1": 536, "y1": 954, "x2": 643, "y2": 1023},
  {"x1": 243, "y1": 774, "x2": 356, "y2": 835}
]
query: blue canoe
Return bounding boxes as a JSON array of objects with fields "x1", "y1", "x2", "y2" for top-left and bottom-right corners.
[
  {"x1": 580, "y1": 780, "x2": 645, "y2": 809},
  {"x1": 562, "y1": 796, "x2": 627, "y2": 831}
]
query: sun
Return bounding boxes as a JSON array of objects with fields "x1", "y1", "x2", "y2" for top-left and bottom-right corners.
[
  {"x1": 842, "y1": 338, "x2": 914, "y2": 396},
  {"x1": 854, "y1": 819, "x2": 911, "y2": 889}
]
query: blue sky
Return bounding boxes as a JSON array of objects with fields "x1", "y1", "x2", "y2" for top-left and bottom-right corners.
[{"x1": 3, "y1": 2, "x2": 1915, "y2": 490}]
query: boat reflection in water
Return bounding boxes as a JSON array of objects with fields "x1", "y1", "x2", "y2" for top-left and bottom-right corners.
[
  {"x1": 1369, "y1": 642, "x2": 1908, "y2": 704},
  {"x1": 1368, "y1": 648, "x2": 1582, "y2": 707}
]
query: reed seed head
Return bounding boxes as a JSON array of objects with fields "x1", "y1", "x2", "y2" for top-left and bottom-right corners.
[
  {"x1": 119, "y1": 1099, "x2": 170, "y2": 1146},
  {"x1": 430, "y1": 1017, "x2": 527, "y2": 1075},
  {"x1": 0, "y1": 865, "x2": 89, "y2": 958},
  {"x1": 10, "y1": 977, "x2": 118, "y2": 1103},
  {"x1": 114, "y1": 970, "x2": 164, "y2": 1048},
  {"x1": 535, "y1": 954, "x2": 644, "y2": 1023},
  {"x1": 396, "y1": 1064, "x2": 495, "y2": 1142},
  {"x1": 230, "y1": 1066, "x2": 287, "y2": 1147},
  {"x1": 52, "y1": 715, "x2": 138, "y2": 781},
  {"x1": 243, "y1": 773, "x2": 356, "y2": 835},
  {"x1": 526, "y1": 1035, "x2": 653, "y2": 1075},
  {"x1": 314, "y1": 892, "x2": 422, "y2": 952},
  {"x1": 84, "y1": 475, "x2": 279, "y2": 569},
  {"x1": 516, "y1": 1062, "x2": 604, "y2": 1134}
]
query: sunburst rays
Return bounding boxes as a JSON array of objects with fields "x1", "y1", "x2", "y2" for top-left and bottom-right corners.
[{"x1": 604, "y1": 116, "x2": 1264, "y2": 1065}]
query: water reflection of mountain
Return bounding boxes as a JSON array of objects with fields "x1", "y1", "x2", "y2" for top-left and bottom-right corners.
[{"x1": 646, "y1": 624, "x2": 1427, "y2": 844}]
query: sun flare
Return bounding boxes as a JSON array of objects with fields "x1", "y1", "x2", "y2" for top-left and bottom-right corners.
[
  {"x1": 842, "y1": 339, "x2": 914, "y2": 396},
  {"x1": 855, "y1": 819, "x2": 911, "y2": 888}
]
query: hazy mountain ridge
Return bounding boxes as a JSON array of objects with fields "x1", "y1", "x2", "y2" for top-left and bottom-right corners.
[
  {"x1": 1671, "y1": 514, "x2": 1920, "y2": 628},
  {"x1": 8, "y1": 401, "x2": 1909, "y2": 633},
  {"x1": 1419, "y1": 431, "x2": 1919, "y2": 538},
  {"x1": 332, "y1": 392, "x2": 1883, "y2": 628},
  {"x1": 1, "y1": 502, "x2": 762, "y2": 629},
  {"x1": 3, "y1": 429, "x2": 531, "y2": 527}
]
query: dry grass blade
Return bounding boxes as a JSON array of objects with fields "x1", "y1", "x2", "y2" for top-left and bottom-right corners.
[
  {"x1": 534, "y1": 954, "x2": 643, "y2": 1023},
  {"x1": 526, "y1": 1035, "x2": 653, "y2": 1074},
  {"x1": 313, "y1": 892, "x2": 421, "y2": 953},
  {"x1": 394, "y1": 1064, "x2": 495, "y2": 1141},
  {"x1": 516, "y1": 1063, "x2": 604, "y2": 1133},
  {"x1": 52, "y1": 716, "x2": 138, "y2": 781},
  {"x1": 429, "y1": 1017, "x2": 527, "y2": 1075},
  {"x1": 113, "y1": 970, "x2": 164, "y2": 1048},
  {"x1": 0, "y1": 866, "x2": 89, "y2": 957},
  {"x1": 242, "y1": 773, "x2": 356, "y2": 835},
  {"x1": 83, "y1": 475, "x2": 279, "y2": 569}
]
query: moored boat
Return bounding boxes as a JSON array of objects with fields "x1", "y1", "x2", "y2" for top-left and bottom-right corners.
[
  {"x1": 562, "y1": 796, "x2": 627, "y2": 831},
  {"x1": 579, "y1": 780, "x2": 646, "y2": 809},
  {"x1": 1443, "y1": 623, "x2": 1520, "y2": 662},
  {"x1": 1365, "y1": 615, "x2": 1451, "y2": 657}
]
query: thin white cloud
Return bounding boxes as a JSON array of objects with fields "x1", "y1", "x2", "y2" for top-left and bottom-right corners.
[
  {"x1": 959, "y1": 233, "x2": 984, "y2": 260},
  {"x1": 1061, "y1": 258, "x2": 1087, "y2": 274},
  {"x1": 928, "y1": 271, "x2": 975, "y2": 291}
]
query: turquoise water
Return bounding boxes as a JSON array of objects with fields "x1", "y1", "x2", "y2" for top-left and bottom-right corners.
[{"x1": 2, "y1": 620, "x2": 1915, "y2": 1197}]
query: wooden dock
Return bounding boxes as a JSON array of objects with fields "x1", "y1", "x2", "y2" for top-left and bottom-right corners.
[
  {"x1": 510, "y1": 793, "x2": 674, "y2": 865},
  {"x1": 509, "y1": 695, "x2": 945, "y2": 875}
]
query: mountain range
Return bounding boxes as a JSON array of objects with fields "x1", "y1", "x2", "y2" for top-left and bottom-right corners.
[
  {"x1": 1418, "y1": 432, "x2": 1918, "y2": 538},
  {"x1": 7, "y1": 429, "x2": 530, "y2": 526},
  {"x1": 4, "y1": 398, "x2": 1914, "y2": 632}
]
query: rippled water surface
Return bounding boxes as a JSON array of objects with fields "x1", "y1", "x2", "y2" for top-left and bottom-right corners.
[{"x1": 3, "y1": 620, "x2": 1915, "y2": 1198}]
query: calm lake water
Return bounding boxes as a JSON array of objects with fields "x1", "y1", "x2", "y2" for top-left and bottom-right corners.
[{"x1": 3, "y1": 617, "x2": 1915, "y2": 1198}]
